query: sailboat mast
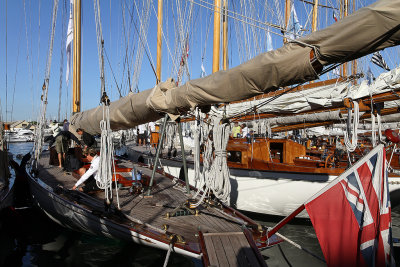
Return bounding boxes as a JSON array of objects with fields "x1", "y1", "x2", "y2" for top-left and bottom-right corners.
[
  {"x1": 212, "y1": 0, "x2": 221, "y2": 73},
  {"x1": 222, "y1": 0, "x2": 228, "y2": 70},
  {"x1": 351, "y1": 0, "x2": 357, "y2": 83},
  {"x1": 72, "y1": 0, "x2": 81, "y2": 113},
  {"x1": 284, "y1": 0, "x2": 291, "y2": 43},
  {"x1": 311, "y1": 0, "x2": 319, "y2": 32},
  {"x1": 341, "y1": 0, "x2": 348, "y2": 77},
  {"x1": 156, "y1": 0, "x2": 163, "y2": 83}
]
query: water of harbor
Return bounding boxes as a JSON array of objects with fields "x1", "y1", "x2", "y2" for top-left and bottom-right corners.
[{"x1": 1, "y1": 142, "x2": 399, "y2": 266}]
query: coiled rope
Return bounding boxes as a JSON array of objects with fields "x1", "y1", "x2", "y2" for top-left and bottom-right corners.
[
  {"x1": 344, "y1": 101, "x2": 359, "y2": 152},
  {"x1": 192, "y1": 115, "x2": 231, "y2": 206},
  {"x1": 97, "y1": 99, "x2": 120, "y2": 209}
]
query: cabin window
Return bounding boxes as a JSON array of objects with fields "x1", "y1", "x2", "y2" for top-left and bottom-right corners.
[
  {"x1": 227, "y1": 151, "x2": 242, "y2": 163},
  {"x1": 270, "y1": 143, "x2": 283, "y2": 163}
]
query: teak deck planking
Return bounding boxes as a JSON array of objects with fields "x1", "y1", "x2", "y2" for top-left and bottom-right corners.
[
  {"x1": 37, "y1": 151, "x2": 243, "y2": 245},
  {"x1": 202, "y1": 232, "x2": 267, "y2": 267}
]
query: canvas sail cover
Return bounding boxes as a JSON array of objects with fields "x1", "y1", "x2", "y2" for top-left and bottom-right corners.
[
  {"x1": 213, "y1": 65, "x2": 400, "y2": 122},
  {"x1": 70, "y1": 79, "x2": 175, "y2": 134},
  {"x1": 71, "y1": 0, "x2": 400, "y2": 135}
]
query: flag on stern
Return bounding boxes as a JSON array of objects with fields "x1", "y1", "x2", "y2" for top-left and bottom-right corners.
[
  {"x1": 305, "y1": 144, "x2": 394, "y2": 266},
  {"x1": 371, "y1": 52, "x2": 390, "y2": 71}
]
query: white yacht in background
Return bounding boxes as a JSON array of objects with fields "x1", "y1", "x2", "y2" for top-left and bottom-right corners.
[{"x1": 5, "y1": 129, "x2": 34, "y2": 143}]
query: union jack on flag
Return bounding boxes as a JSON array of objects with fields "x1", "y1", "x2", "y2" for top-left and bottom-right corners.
[{"x1": 305, "y1": 144, "x2": 395, "y2": 266}]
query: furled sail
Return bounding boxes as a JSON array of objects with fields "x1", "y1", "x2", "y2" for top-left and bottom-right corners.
[
  {"x1": 71, "y1": 0, "x2": 400, "y2": 135},
  {"x1": 213, "y1": 65, "x2": 400, "y2": 118},
  {"x1": 70, "y1": 80, "x2": 175, "y2": 134}
]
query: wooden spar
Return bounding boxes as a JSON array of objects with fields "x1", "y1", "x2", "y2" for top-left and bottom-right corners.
[
  {"x1": 72, "y1": 0, "x2": 81, "y2": 113},
  {"x1": 351, "y1": 0, "x2": 357, "y2": 85},
  {"x1": 270, "y1": 107, "x2": 400, "y2": 133},
  {"x1": 212, "y1": 0, "x2": 221, "y2": 73},
  {"x1": 222, "y1": 0, "x2": 228, "y2": 70},
  {"x1": 180, "y1": 83, "x2": 400, "y2": 123},
  {"x1": 267, "y1": 204, "x2": 305, "y2": 238},
  {"x1": 284, "y1": 0, "x2": 291, "y2": 43},
  {"x1": 341, "y1": 0, "x2": 348, "y2": 78},
  {"x1": 310, "y1": 0, "x2": 318, "y2": 84},
  {"x1": 311, "y1": 0, "x2": 319, "y2": 32},
  {"x1": 156, "y1": 0, "x2": 163, "y2": 83}
]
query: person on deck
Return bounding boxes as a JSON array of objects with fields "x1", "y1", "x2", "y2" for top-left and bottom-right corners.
[
  {"x1": 76, "y1": 128, "x2": 97, "y2": 152},
  {"x1": 231, "y1": 122, "x2": 241, "y2": 138},
  {"x1": 241, "y1": 123, "x2": 249, "y2": 138},
  {"x1": 137, "y1": 124, "x2": 147, "y2": 146},
  {"x1": 72, "y1": 148, "x2": 100, "y2": 192},
  {"x1": 49, "y1": 130, "x2": 81, "y2": 168},
  {"x1": 63, "y1": 119, "x2": 70, "y2": 131}
]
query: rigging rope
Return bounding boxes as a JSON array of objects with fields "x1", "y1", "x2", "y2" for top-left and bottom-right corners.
[
  {"x1": 93, "y1": 0, "x2": 120, "y2": 209},
  {"x1": 192, "y1": 115, "x2": 231, "y2": 206},
  {"x1": 33, "y1": 0, "x2": 59, "y2": 167},
  {"x1": 58, "y1": 1, "x2": 67, "y2": 121}
]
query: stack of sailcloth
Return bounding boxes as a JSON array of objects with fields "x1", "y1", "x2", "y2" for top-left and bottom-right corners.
[{"x1": 70, "y1": 0, "x2": 400, "y2": 135}]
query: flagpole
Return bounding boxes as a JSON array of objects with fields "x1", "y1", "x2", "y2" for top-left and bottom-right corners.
[{"x1": 266, "y1": 204, "x2": 305, "y2": 238}]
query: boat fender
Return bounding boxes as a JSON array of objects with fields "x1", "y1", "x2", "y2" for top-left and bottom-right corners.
[{"x1": 385, "y1": 129, "x2": 400, "y2": 143}]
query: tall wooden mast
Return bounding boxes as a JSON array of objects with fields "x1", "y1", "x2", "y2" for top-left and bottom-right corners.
[
  {"x1": 284, "y1": 0, "x2": 291, "y2": 43},
  {"x1": 212, "y1": 0, "x2": 221, "y2": 73},
  {"x1": 351, "y1": 0, "x2": 357, "y2": 83},
  {"x1": 222, "y1": 0, "x2": 228, "y2": 70},
  {"x1": 72, "y1": 0, "x2": 81, "y2": 113},
  {"x1": 311, "y1": 0, "x2": 319, "y2": 32},
  {"x1": 342, "y1": 0, "x2": 348, "y2": 77},
  {"x1": 156, "y1": 0, "x2": 163, "y2": 83}
]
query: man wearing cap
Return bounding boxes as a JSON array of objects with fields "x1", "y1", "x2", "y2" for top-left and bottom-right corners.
[
  {"x1": 72, "y1": 148, "x2": 101, "y2": 192},
  {"x1": 49, "y1": 124, "x2": 80, "y2": 168}
]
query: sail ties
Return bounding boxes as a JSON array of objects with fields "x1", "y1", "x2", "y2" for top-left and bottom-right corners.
[
  {"x1": 344, "y1": 100, "x2": 359, "y2": 152},
  {"x1": 97, "y1": 93, "x2": 120, "y2": 209}
]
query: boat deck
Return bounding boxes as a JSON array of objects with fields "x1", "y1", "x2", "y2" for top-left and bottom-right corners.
[
  {"x1": 37, "y1": 151, "x2": 247, "y2": 246},
  {"x1": 201, "y1": 232, "x2": 267, "y2": 267}
]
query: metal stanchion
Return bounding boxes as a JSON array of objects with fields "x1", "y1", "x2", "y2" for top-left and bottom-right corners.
[
  {"x1": 146, "y1": 114, "x2": 168, "y2": 197},
  {"x1": 177, "y1": 122, "x2": 190, "y2": 194}
]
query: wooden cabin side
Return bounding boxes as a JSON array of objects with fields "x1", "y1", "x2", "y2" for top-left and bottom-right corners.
[
  {"x1": 226, "y1": 138, "x2": 344, "y2": 174},
  {"x1": 227, "y1": 138, "x2": 306, "y2": 166}
]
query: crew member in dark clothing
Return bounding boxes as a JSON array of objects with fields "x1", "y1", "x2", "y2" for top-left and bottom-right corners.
[
  {"x1": 76, "y1": 128, "x2": 97, "y2": 152},
  {"x1": 48, "y1": 131, "x2": 81, "y2": 168}
]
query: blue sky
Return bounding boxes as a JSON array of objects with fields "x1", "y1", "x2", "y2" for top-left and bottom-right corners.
[{"x1": 0, "y1": 0, "x2": 398, "y2": 122}]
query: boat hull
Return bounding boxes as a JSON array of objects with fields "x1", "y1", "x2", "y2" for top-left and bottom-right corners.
[
  {"x1": 0, "y1": 184, "x2": 14, "y2": 211},
  {"x1": 26, "y1": 172, "x2": 201, "y2": 259},
  {"x1": 127, "y1": 148, "x2": 400, "y2": 218}
]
